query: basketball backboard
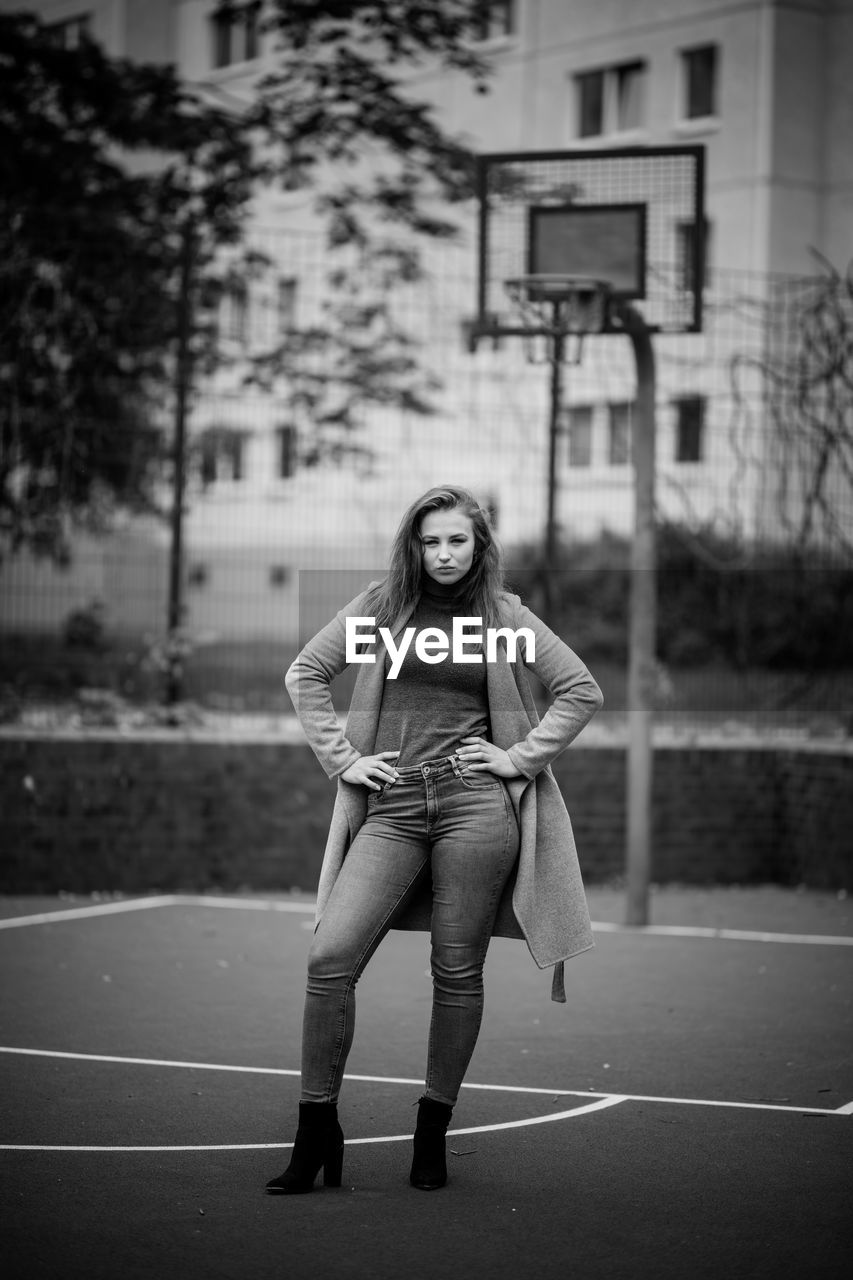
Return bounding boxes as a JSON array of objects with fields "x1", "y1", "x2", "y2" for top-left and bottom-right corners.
[{"x1": 472, "y1": 145, "x2": 705, "y2": 342}]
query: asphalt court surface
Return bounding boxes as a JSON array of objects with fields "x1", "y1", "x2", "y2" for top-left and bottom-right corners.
[{"x1": 1, "y1": 889, "x2": 851, "y2": 1280}]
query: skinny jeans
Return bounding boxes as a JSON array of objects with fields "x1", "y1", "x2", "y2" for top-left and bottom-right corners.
[{"x1": 301, "y1": 755, "x2": 520, "y2": 1107}]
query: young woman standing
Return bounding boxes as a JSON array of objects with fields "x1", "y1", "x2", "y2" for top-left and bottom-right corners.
[{"x1": 266, "y1": 485, "x2": 603, "y2": 1194}]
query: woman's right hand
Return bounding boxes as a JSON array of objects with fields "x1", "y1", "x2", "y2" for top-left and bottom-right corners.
[{"x1": 340, "y1": 751, "x2": 400, "y2": 791}]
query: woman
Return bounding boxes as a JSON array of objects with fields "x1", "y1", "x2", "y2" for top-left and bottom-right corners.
[{"x1": 267, "y1": 485, "x2": 603, "y2": 1195}]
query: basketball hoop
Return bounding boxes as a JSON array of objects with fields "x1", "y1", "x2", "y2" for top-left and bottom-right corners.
[
  {"x1": 475, "y1": 148, "x2": 705, "y2": 341},
  {"x1": 502, "y1": 275, "x2": 611, "y2": 365},
  {"x1": 504, "y1": 275, "x2": 611, "y2": 336},
  {"x1": 471, "y1": 147, "x2": 707, "y2": 928}
]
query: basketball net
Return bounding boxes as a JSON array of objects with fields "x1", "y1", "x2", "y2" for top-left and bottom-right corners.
[{"x1": 504, "y1": 275, "x2": 611, "y2": 365}]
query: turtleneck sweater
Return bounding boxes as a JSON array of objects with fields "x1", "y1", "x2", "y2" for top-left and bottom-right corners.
[{"x1": 372, "y1": 574, "x2": 490, "y2": 766}]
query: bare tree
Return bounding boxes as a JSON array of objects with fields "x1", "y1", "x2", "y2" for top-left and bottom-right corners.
[{"x1": 730, "y1": 258, "x2": 853, "y2": 559}]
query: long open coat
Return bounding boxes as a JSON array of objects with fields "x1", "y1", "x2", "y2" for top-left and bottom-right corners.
[{"x1": 285, "y1": 586, "x2": 604, "y2": 1000}]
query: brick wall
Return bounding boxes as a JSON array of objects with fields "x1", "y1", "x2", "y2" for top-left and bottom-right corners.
[{"x1": 0, "y1": 735, "x2": 850, "y2": 893}]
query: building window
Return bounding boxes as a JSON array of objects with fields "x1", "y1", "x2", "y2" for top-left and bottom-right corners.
[
  {"x1": 676, "y1": 218, "x2": 711, "y2": 293},
  {"x1": 45, "y1": 13, "x2": 92, "y2": 48},
  {"x1": 615, "y1": 62, "x2": 645, "y2": 132},
  {"x1": 576, "y1": 71, "x2": 605, "y2": 139},
  {"x1": 212, "y1": 3, "x2": 260, "y2": 69},
  {"x1": 276, "y1": 425, "x2": 297, "y2": 479},
  {"x1": 472, "y1": 0, "x2": 517, "y2": 42},
  {"x1": 681, "y1": 45, "x2": 718, "y2": 120},
  {"x1": 567, "y1": 406, "x2": 594, "y2": 468},
  {"x1": 674, "y1": 397, "x2": 705, "y2": 463},
  {"x1": 221, "y1": 281, "x2": 248, "y2": 344},
  {"x1": 200, "y1": 429, "x2": 246, "y2": 485},
  {"x1": 277, "y1": 277, "x2": 298, "y2": 335},
  {"x1": 575, "y1": 61, "x2": 647, "y2": 139},
  {"x1": 227, "y1": 433, "x2": 245, "y2": 480},
  {"x1": 200, "y1": 438, "x2": 217, "y2": 487},
  {"x1": 608, "y1": 402, "x2": 632, "y2": 466}
]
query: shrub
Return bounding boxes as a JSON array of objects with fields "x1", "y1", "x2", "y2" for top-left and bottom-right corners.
[
  {"x1": 62, "y1": 599, "x2": 108, "y2": 652},
  {"x1": 506, "y1": 525, "x2": 853, "y2": 671}
]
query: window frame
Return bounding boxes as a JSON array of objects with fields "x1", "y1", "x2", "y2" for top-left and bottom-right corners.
[
  {"x1": 45, "y1": 13, "x2": 93, "y2": 49},
  {"x1": 276, "y1": 277, "x2": 298, "y2": 337},
  {"x1": 573, "y1": 59, "x2": 648, "y2": 142},
  {"x1": 614, "y1": 60, "x2": 646, "y2": 134},
  {"x1": 211, "y1": 2, "x2": 262, "y2": 70},
  {"x1": 607, "y1": 401, "x2": 633, "y2": 467},
  {"x1": 276, "y1": 424, "x2": 297, "y2": 480},
  {"x1": 222, "y1": 432, "x2": 245, "y2": 482},
  {"x1": 680, "y1": 44, "x2": 719, "y2": 122},
  {"x1": 676, "y1": 217, "x2": 712, "y2": 295},
  {"x1": 566, "y1": 405, "x2": 595, "y2": 469},
  {"x1": 673, "y1": 396, "x2": 706, "y2": 464},
  {"x1": 221, "y1": 280, "x2": 249, "y2": 345},
  {"x1": 471, "y1": 0, "x2": 518, "y2": 44},
  {"x1": 576, "y1": 69, "x2": 605, "y2": 139},
  {"x1": 199, "y1": 428, "x2": 247, "y2": 486}
]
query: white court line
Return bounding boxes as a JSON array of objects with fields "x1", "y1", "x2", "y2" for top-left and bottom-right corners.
[
  {"x1": 0, "y1": 895, "x2": 179, "y2": 929},
  {"x1": 0, "y1": 1097, "x2": 627, "y2": 1153},
  {"x1": 1, "y1": 894, "x2": 851, "y2": 946},
  {"x1": 170, "y1": 895, "x2": 315, "y2": 915},
  {"x1": 0, "y1": 895, "x2": 315, "y2": 930},
  {"x1": 591, "y1": 921, "x2": 853, "y2": 946},
  {"x1": 0, "y1": 1046, "x2": 302, "y2": 1078},
  {"x1": 0, "y1": 1044, "x2": 604, "y2": 1095},
  {"x1": 0, "y1": 1047, "x2": 847, "y2": 1120},
  {"x1": 0, "y1": 1047, "x2": 606, "y2": 1097}
]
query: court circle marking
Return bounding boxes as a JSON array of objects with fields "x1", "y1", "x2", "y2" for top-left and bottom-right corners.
[
  {"x1": 2, "y1": 898, "x2": 850, "y2": 1152},
  {"x1": 0, "y1": 1046, "x2": 624, "y2": 1151},
  {"x1": 0, "y1": 1046, "x2": 848, "y2": 1152},
  {"x1": 0, "y1": 1097, "x2": 626, "y2": 1153}
]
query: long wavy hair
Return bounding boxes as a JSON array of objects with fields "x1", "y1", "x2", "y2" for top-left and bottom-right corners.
[{"x1": 365, "y1": 485, "x2": 505, "y2": 631}]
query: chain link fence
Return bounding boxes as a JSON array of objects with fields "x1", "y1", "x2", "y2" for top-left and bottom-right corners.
[{"x1": 1, "y1": 227, "x2": 851, "y2": 733}]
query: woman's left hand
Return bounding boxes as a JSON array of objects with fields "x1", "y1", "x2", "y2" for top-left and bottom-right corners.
[{"x1": 457, "y1": 736, "x2": 522, "y2": 779}]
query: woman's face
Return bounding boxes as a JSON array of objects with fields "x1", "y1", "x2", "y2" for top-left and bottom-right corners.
[{"x1": 419, "y1": 508, "x2": 476, "y2": 585}]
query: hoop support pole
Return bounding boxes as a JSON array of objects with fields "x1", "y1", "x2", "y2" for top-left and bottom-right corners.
[
  {"x1": 167, "y1": 214, "x2": 196, "y2": 707},
  {"x1": 543, "y1": 320, "x2": 565, "y2": 618},
  {"x1": 618, "y1": 302, "x2": 657, "y2": 928}
]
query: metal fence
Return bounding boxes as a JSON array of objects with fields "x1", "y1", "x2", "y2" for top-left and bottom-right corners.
[{"x1": 1, "y1": 226, "x2": 852, "y2": 732}]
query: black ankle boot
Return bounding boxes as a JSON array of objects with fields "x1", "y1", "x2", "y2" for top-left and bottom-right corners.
[
  {"x1": 265, "y1": 1102, "x2": 344, "y2": 1195},
  {"x1": 409, "y1": 1096, "x2": 454, "y2": 1190}
]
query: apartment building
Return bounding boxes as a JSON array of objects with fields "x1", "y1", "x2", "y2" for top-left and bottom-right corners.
[{"x1": 3, "y1": 1, "x2": 851, "y2": 637}]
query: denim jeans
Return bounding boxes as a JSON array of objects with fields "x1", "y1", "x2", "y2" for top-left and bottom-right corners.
[{"x1": 300, "y1": 754, "x2": 520, "y2": 1107}]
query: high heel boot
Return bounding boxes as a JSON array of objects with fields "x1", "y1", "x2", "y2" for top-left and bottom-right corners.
[
  {"x1": 265, "y1": 1101, "x2": 344, "y2": 1194},
  {"x1": 409, "y1": 1096, "x2": 454, "y2": 1190}
]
